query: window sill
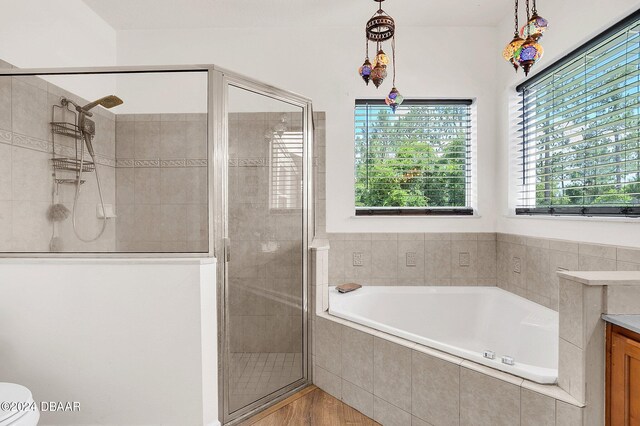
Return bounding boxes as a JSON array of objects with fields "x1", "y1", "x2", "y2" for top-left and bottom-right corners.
[
  {"x1": 350, "y1": 213, "x2": 482, "y2": 219},
  {"x1": 505, "y1": 213, "x2": 640, "y2": 224}
]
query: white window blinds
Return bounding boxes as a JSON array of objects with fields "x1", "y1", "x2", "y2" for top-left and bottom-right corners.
[
  {"x1": 354, "y1": 100, "x2": 473, "y2": 215},
  {"x1": 516, "y1": 12, "x2": 640, "y2": 217}
]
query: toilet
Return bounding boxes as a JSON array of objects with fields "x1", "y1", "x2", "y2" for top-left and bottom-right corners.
[{"x1": 0, "y1": 384, "x2": 39, "y2": 426}]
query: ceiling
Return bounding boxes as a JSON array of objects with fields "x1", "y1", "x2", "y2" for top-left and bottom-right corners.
[{"x1": 82, "y1": 0, "x2": 513, "y2": 30}]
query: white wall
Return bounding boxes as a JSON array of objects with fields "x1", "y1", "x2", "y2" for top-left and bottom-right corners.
[
  {"x1": 495, "y1": 0, "x2": 640, "y2": 247},
  {"x1": 0, "y1": 0, "x2": 117, "y2": 101},
  {"x1": 116, "y1": 25, "x2": 499, "y2": 233},
  {"x1": 0, "y1": 258, "x2": 218, "y2": 426}
]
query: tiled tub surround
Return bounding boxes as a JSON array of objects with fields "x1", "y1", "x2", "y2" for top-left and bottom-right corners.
[
  {"x1": 312, "y1": 313, "x2": 584, "y2": 426},
  {"x1": 114, "y1": 113, "x2": 208, "y2": 252},
  {"x1": 0, "y1": 73, "x2": 117, "y2": 252},
  {"x1": 312, "y1": 238, "x2": 640, "y2": 425},
  {"x1": 327, "y1": 233, "x2": 498, "y2": 288},
  {"x1": 324, "y1": 232, "x2": 640, "y2": 312},
  {"x1": 497, "y1": 233, "x2": 640, "y2": 311}
]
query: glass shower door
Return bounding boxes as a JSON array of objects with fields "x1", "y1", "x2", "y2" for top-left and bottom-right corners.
[{"x1": 224, "y1": 84, "x2": 307, "y2": 418}]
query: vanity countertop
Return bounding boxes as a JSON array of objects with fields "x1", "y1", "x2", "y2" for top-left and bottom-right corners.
[{"x1": 602, "y1": 314, "x2": 640, "y2": 335}]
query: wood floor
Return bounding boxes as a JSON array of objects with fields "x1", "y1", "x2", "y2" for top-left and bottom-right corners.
[{"x1": 239, "y1": 385, "x2": 381, "y2": 426}]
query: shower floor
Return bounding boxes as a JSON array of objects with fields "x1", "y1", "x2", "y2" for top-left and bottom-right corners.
[{"x1": 229, "y1": 352, "x2": 304, "y2": 411}]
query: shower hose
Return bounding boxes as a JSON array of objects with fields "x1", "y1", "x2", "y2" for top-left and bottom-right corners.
[{"x1": 72, "y1": 134, "x2": 108, "y2": 243}]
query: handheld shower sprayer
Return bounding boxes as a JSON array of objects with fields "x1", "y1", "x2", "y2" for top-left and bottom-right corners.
[{"x1": 60, "y1": 95, "x2": 123, "y2": 243}]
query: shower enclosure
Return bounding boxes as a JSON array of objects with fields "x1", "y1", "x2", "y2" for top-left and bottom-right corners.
[{"x1": 0, "y1": 65, "x2": 313, "y2": 424}]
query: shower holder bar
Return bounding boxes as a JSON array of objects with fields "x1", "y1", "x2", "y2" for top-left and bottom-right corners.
[
  {"x1": 51, "y1": 157, "x2": 95, "y2": 173},
  {"x1": 50, "y1": 121, "x2": 82, "y2": 139}
]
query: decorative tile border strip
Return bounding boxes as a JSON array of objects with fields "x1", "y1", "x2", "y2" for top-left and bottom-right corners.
[
  {"x1": 4, "y1": 129, "x2": 208, "y2": 170},
  {"x1": 231, "y1": 158, "x2": 268, "y2": 167},
  {"x1": 134, "y1": 159, "x2": 160, "y2": 168},
  {"x1": 116, "y1": 159, "x2": 135, "y2": 168},
  {"x1": 0, "y1": 129, "x2": 12, "y2": 145},
  {"x1": 12, "y1": 133, "x2": 49, "y2": 152},
  {"x1": 115, "y1": 158, "x2": 208, "y2": 168},
  {"x1": 161, "y1": 159, "x2": 187, "y2": 168},
  {"x1": 4, "y1": 130, "x2": 118, "y2": 168},
  {"x1": 186, "y1": 159, "x2": 207, "y2": 167}
]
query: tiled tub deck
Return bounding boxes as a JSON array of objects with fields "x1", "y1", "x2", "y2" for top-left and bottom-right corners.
[{"x1": 313, "y1": 312, "x2": 583, "y2": 426}]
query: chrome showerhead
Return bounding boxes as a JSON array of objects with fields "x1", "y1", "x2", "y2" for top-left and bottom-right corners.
[
  {"x1": 61, "y1": 95, "x2": 123, "y2": 117},
  {"x1": 81, "y1": 95, "x2": 123, "y2": 112}
]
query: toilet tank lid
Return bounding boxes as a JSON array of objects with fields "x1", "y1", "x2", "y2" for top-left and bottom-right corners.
[{"x1": 0, "y1": 383, "x2": 34, "y2": 424}]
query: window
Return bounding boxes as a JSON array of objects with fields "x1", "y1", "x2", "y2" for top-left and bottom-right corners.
[
  {"x1": 354, "y1": 99, "x2": 473, "y2": 216},
  {"x1": 516, "y1": 11, "x2": 640, "y2": 217},
  {"x1": 269, "y1": 129, "x2": 304, "y2": 210}
]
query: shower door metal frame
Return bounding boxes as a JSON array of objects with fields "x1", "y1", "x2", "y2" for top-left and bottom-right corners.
[{"x1": 211, "y1": 68, "x2": 313, "y2": 425}]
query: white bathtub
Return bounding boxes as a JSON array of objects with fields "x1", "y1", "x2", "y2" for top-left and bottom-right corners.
[{"x1": 329, "y1": 286, "x2": 558, "y2": 384}]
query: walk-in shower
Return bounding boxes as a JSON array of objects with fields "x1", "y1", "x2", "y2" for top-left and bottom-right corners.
[{"x1": 0, "y1": 65, "x2": 313, "y2": 425}]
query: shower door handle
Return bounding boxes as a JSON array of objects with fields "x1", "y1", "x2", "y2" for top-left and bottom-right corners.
[{"x1": 224, "y1": 237, "x2": 231, "y2": 262}]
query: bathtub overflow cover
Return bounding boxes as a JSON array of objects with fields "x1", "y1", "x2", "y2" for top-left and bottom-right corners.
[
  {"x1": 482, "y1": 350, "x2": 495, "y2": 360},
  {"x1": 501, "y1": 356, "x2": 515, "y2": 366}
]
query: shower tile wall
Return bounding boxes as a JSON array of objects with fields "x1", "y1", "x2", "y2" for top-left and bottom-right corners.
[
  {"x1": 227, "y1": 112, "x2": 306, "y2": 354},
  {"x1": 0, "y1": 66, "x2": 116, "y2": 252},
  {"x1": 114, "y1": 114, "x2": 208, "y2": 252}
]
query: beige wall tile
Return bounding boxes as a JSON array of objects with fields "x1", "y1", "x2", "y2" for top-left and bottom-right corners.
[
  {"x1": 12, "y1": 78, "x2": 48, "y2": 140},
  {"x1": 341, "y1": 326, "x2": 374, "y2": 391},
  {"x1": 412, "y1": 416, "x2": 433, "y2": 426},
  {"x1": 578, "y1": 243, "x2": 616, "y2": 259},
  {"x1": 0, "y1": 76, "x2": 11, "y2": 131},
  {"x1": 477, "y1": 241, "x2": 497, "y2": 279},
  {"x1": 134, "y1": 168, "x2": 161, "y2": 204},
  {"x1": 0, "y1": 200, "x2": 11, "y2": 248},
  {"x1": 412, "y1": 350, "x2": 460, "y2": 426},
  {"x1": 313, "y1": 365, "x2": 341, "y2": 400},
  {"x1": 549, "y1": 239, "x2": 579, "y2": 254},
  {"x1": 559, "y1": 278, "x2": 584, "y2": 349},
  {"x1": 558, "y1": 338, "x2": 585, "y2": 404},
  {"x1": 134, "y1": 121, "x2": 160, "y2": 159},
  {"x1": 0, "y1": 143, "x2": 11, "y2": 201},
  {"x1": 371, "y1": 240, "x2": 399, "y2": 279},
  {"x1": 341, "y1": 379, "x2": 374, "y2": 418},
  {"x1": 159, "y1": 120, "x2": 186, "y2": 159},
  {"x1": 451, "y1": 240, "x2": 477, "y2": 279},
  {"x1": 459, "y1": 367, "x2": 520, "y2": 426},
  {"x1": 521, "y1": 388, "x2": 555, "y2": 426},
  {"x1": 398, "y1": 240, "x2": 425, "y2": 282},
  {"x1": 316, "y1": 317, "x2": 342, "y2": 376},
  {"x1": 373, "y1": 397, "x2": 412, "y2": 426},
  {"x1": 617, "y1": 247, "x2": 640, "y2": 264},
  {"x1": 606, "y1": 285, "x2": 640, "y2": 314},
  {"x1": 12, "y1": 147, "x2": 51, "y2": 202},
  {"x1": 160, "y1": 204, "x2": 187, "y2": 242},
  {"x1": 343, "y1": 240, "x2": 372, "y2": 280},
  {"x1": 185, "y1": 120, "x2": 207, "y2": 159},
  {"x1": 617, "y1": 261, "x2": 640, "y2": 271},
  {"x1": 578, "y1": 255, "x2": 617, "y2": 271},
  {"x1": 374, "y1": 337, "x2": 412, "y2": 412},
  {"x1": 115, "y1": 168, "x2": 134, "y2": 205},
  {"x1": 425, "y1": 240, "x2": 451, "y2": 279},
  {"x1": 555, "y1": 401, "x2": 583, "y2": 426}
]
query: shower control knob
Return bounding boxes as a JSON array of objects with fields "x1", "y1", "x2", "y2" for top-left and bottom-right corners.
[
  {"x1": 501, "y1": 356, "x2": 515, "y2": 366},
  {"x1": 482, "y1": 350, "x2": 495, "y2": 360}
]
